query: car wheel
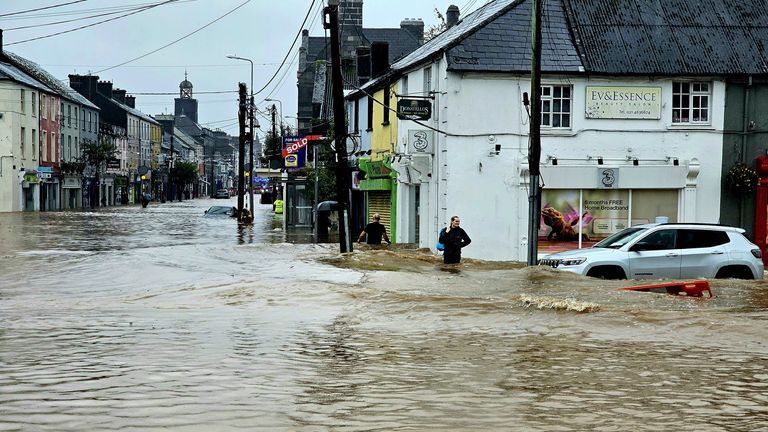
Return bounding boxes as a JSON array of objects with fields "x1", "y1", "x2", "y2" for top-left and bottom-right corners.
[
  {"x1": 715, "y1": 266, "x2": 754, "y2": 280},
  {"x1": 587, "y1": 266, "x2": 627, "y2": 280}
]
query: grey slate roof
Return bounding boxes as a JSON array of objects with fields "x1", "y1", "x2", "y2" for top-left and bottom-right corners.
[
  {"x1": 4, "y1": 51, "x2": 100, "y2": 110},
  {"x1": 563, "y1": 0, "x2": 768, "y2": 75},
  {"x1": 361, "y1": 28, "x2": 420, "y2": 63},
  {"x1": 388, "y1": 0, "x2": 768, "y2": 79},
  {"x1": 447, "y1": 0, "x2": 581, "y2": 72},
  {"x1": 0, "y1": 61, "x2": 54, "y2": 93}
]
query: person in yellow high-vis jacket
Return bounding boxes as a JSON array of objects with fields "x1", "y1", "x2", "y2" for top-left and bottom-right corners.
[{"x1": 273, "y1": 199, "x2": 284, "y2": 215}]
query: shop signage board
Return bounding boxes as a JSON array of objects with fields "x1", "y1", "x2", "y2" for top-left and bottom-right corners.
[
  {"x1": 585, "y1": 86, "x2": 662, "y2": 119},
  {"x1": 106, "y1": 158, "x2": 121, "y2": 170},
  {"x1": 597, "y1": 168, "x2": 619, "y2": 189},
  {"x1": 397, "y1": 98, "x2": 432, "y2": 120},
  {"x1": 282, "y1": 136, "x2": 308, "y2": 169},
  {"x1": 407, "y1": 130, "x2": 435, "y2": 154}
]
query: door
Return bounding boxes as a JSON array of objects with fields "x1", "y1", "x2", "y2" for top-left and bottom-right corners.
[
  {"x1": 628, "y1": 229, "x2": 681, "y2": 279},
  {"x1": 678, "y1": 229, "x2": 730, "y2": 278}
]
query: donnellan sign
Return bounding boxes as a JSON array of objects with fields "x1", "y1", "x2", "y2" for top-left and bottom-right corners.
[{"x1": 585, "y1": 86, "x2": 662, "y2": 120}]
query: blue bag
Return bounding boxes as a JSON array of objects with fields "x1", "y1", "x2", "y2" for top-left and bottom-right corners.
[{"x1": 436, "y1": 228, "x2": 446, "y2": 251}]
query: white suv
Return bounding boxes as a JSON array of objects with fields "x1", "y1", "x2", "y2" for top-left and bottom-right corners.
[{"x1": 539, "y1": 223, "x2": 764, "y2": 280}]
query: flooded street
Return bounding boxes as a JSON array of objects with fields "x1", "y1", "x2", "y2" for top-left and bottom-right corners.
[{"x1": 1, "y1": 198, "x2": 768, "y2": 431}]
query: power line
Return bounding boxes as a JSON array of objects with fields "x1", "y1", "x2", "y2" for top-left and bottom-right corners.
[
  {"x1": 6, "y1": 0, "x2": 180, "y2": 46},
  {"x1": 0, "y1": 0, "x2": 88, "y2": 18},
  {"x1": 0, "y1": 0, "x2": 196, "y2": 21},
  {"x1": 5, "y1": 1, "x2": 179, "y2": 31},
  {"x1": 93, "y1": 0, "x2": 251, "y2": 74},
  {"x1": 131, "y1": 90, "x2": 237, "y2": 95},
  {"x1": 254, "y1": 0, "x2": 317, "y2": 95}
]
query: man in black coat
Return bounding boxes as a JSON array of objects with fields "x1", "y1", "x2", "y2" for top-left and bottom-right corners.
[{"x1": 439, "y1": 215, "x2": 471, "y2": 264}]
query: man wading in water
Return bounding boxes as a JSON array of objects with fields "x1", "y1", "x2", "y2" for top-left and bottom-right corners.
[
  {"x1": 358, "y1": 213, "x2": 391, "y2": 245},
  {"x1": 439, "y1": 215, "x2": 471, "y2": 264}
]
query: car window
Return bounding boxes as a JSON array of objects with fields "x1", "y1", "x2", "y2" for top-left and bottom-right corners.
[
  {"x1": 594, "y1": 227, "x2": 649, "y2": 248},
  {"x1": 677, "y1": 229, "x2": 729, "y2": 249},
  {"x1": 637, "y1": 229, "x2": 677, "y2": 250}
]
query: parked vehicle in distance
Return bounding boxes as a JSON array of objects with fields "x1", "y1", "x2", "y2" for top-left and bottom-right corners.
[
  {"x1": 214, "y1": 189, "x2": 230, "y2": 199},
  {"x1": 204, "y1": 205, "x2": 236, "y2": 217},
  {"x1": 539, "y1": 223, "x2": 764, "y2": 280}
]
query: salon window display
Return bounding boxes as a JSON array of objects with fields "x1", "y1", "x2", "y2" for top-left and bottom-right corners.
[{"x1": 539, "y1": 189, "x2": 679, "y2": 253}]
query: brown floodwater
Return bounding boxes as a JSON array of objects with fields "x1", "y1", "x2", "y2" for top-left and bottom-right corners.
[{"x1": 1, "y1": 197, "x2": 767, "y2": 431}]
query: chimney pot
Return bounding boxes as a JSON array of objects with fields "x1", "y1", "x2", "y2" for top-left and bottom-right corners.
[{"x1": 447, "y1": 5, "x2": 460, "y2": 28}]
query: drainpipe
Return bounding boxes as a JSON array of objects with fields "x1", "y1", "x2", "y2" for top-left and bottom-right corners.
[{"x1": 740, "y1": 76, "x2": 753, "y2": 228}]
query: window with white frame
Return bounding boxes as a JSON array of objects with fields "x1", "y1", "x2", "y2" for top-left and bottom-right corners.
[
  {"x1": 31, "y1": 92, "x2": 36, "y2": 116},
  {"x1": 20, "y1": 89, "x2": 25, "y2": 114},
  {"x1": 672, "y1": 81, "x2": 710, "y2": 124},
  {"x1": 541, "y1": 85, "x2": 572, "y2": 128},
  {"x1": 20, "y1": 127, "x2": 25, "y2": 156},
  {"x1": 42, "y1": 96, "x2": 47, "y2": 119},
  {"x1": 32, "y1": 129, "x2": 37, "y2": 160}
]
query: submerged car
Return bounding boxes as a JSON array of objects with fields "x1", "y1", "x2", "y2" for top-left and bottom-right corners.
[
  {"x1": 539, "y1": 223, "x2": 764, "y2": 280},
  {"x1": 204, "y1": 205, "x2": 236, "y2": 217},
  {"x1": 214, "y1": 189, "x2": 230, "y2": 199}
]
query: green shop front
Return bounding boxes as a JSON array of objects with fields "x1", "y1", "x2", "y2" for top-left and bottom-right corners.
[{"x1": 358, "y1": 157, "x2": 398, "y2": 241}]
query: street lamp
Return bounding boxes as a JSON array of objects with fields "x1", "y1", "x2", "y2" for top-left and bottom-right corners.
[{"x1": 227, "y1": 54, "x2": 255, "y2": 211}]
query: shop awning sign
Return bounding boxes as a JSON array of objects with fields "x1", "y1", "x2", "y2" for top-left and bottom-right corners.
[{"x1": 397, "y1": 98, "x2": 432, "y2": 121}]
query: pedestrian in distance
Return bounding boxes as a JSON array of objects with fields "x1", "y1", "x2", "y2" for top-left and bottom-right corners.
[
  {"x1": 439, "y1": 215, "x2": 471, "y2": 264},
  {"x1": 358, "y1": 213, "x2": 391, "y2": 245}
]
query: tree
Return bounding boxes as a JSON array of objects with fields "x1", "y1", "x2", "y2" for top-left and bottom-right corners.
[
  {"x1": 170, "y1": 161, "x2": 199, "y2": 200},
  {"x1": 82, "y1": 138, "x2": 116, "y2": 208},
  {"x1": 424, "y1": 8, "x2": 447, "y2": 42},
  {"x1": 261, "y1": 131, "x2": 283, "y2": 169}
]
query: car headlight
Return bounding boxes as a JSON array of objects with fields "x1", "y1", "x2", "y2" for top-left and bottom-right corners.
[{"x1": 559, "y1": 257, "x2": 587, "y2": 266}]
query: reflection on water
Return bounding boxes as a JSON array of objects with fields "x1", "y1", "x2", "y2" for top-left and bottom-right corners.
[{"x1": 1, "y1": 198, "x2": 767, "y2": 430}]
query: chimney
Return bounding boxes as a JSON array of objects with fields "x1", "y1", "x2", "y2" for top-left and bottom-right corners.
[
  {"x1": 97, "y1": 80, "x2": 113, "y2": 98},
  {"x1": 447, "y1": 5, "x2": 460, "y2": 28},
  {"x1": 299, "y1": 29, "x2": 309, "y2": 74},
  {"x1": 370, "y1": 41, "x2": 389, "y2": 79},
  {"x1": 112, "y1": 88, "x2": 126, "y2": 104},
  {"x1": 125, "y1": 95, "x2": 136, "y2": 108},
  {"x1": 69, "y1": 74, "x2": 99, "y2": 100},
  {"x1": 400, "y1": 19, "x2": 425, "y2": 45},
  {"x1": 356, "y1": 46, "x2": 371, "y2": 85}
]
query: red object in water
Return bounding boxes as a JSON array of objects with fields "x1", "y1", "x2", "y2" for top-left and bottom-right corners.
[{"x1": 619, "y1": 280, "x2": 712, "y2": 298}]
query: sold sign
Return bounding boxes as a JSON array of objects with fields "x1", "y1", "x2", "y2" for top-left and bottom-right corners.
[
  {"x1": 282, "y1": 137, "x2": 308, "y2": 158},
  {"x1": 282, "y1": 135, "x2": 325, "y2": 158}
]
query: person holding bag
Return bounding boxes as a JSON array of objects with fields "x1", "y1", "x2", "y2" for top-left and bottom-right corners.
[{"x1": 439, "y1": 215, "x2": 471, "y2": 264}]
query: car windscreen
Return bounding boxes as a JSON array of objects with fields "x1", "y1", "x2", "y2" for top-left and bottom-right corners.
[
  {"x1": 593, "y1": 227, "x2": 648, "y2": 249},
  {"x1": 207, "y1": 206, "x2": 232, "y2": 215}
]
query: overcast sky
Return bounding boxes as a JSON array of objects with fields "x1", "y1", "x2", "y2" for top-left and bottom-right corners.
[{"x1": 2, "y1": 0, "x2": 486, "y2": 138}]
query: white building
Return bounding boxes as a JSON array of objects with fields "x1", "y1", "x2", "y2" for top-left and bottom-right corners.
[{"x1": 348, "y1": 0, "x2": 765, "y2": 262}]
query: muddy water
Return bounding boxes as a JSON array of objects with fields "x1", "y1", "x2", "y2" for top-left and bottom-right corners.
[{"x1": 1, "y1": 198, "x2": 767, "y2": 431}]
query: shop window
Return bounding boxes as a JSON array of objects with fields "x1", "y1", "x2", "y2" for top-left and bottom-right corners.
[
  {"x1": 541, "y1": 85, "x2": 571, "y2": 128},
  {"x1": 672, "y1": 81, "x2": 710, "y2": 124},
  {"x1": 540, "y1": 189, "x2": 679, "y2": 253}
]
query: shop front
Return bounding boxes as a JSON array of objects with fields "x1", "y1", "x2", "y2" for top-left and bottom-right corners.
[
  {"x1": 38, "y1": 166, "x2": 61, "y2": 212},
  {"x1": 61, "y1": 175, "x2": 82, "y2": 210},
  {"x1": 359, "y1": 157, "x2": 398, "y2": 240},
  {"x1": 21, "y1": 170, "x2": 39, "y2": 212},
  {"x1": 534, "y1": 163, "x2": 694, "y2": 255}
]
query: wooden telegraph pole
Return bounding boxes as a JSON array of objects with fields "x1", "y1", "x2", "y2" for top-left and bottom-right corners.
[
  {"x1": 527, "y1": 0, "x2": 543, "y2": 266},
  {"x1": 325, "y1": 0, "x2": 353, "y2": 253},
  {"x1": 237, "y1": 83, "x2": 246, "y2": 220}
]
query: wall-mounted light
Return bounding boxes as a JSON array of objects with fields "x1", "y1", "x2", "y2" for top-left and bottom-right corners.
[
  {"x1": 673, "y1": 158, "x2": 679, "y2": 166},
  {"x1": 597, "y1": 156, "x2": 604, "y2": 165},
  {"x1": 551, "y1": 157, "x2": 558, "y2": 166},
  {"x1": 633, "y1": 158, "x2": 639, "y2": 166}
]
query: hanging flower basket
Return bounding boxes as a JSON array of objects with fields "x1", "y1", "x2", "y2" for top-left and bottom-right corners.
[{"x1": 725, "y1": 162, "x2": 759, "y2": 194}]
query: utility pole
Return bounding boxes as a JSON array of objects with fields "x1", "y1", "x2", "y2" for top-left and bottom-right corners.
[
  {"x1": 527, "y1": 0, "x2": 543, "y2": 266},
  {"x1": 237, "y1": 83, "x2": 246, "y2": 220},
  {"x1": 325, "y1": 0, "x2": 353, "y2": 253},
  {"x1": 249, "y1": 89, "x2": 255, "y2": 212}
]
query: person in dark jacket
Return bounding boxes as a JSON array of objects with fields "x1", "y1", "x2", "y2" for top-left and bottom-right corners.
[
  {"x1": 358, "y1": 213, "x2": 391, "y2": 245},
  {"x1": 439, "y1": 215, "x2": 471, "y2": 264}
]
